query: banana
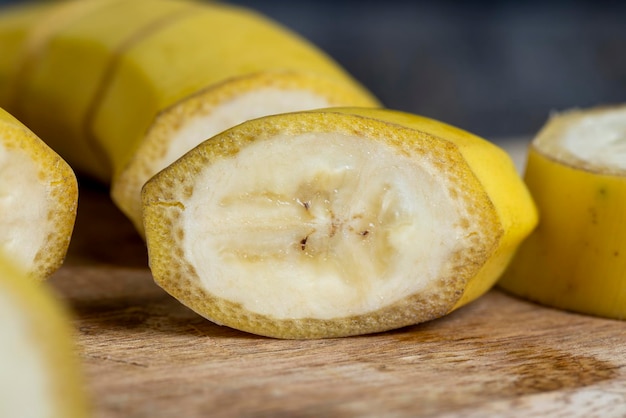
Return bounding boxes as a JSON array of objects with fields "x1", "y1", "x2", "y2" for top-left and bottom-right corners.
[
  {"x1": 499, "y1": 104, "x2": 626, "y2": 319},
  {"x1": 0, "y1": 107, "x2": 78, "y2": 280},
  {"x1": 0, "y1": 253, "x2": 88, "y2": 418},
  {"x1": 142, "y1": 107, "x2": 538, "y2": 339},
  {"x1": 0, "y1": 0, "x2": 379, "y2": 234},
  {"x1": 1, "y1": 2, "x2": 538, "y2": 337}
]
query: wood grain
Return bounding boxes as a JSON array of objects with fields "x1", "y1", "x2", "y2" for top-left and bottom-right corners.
[{"x1": 49, "y1": 171, "x2": 626, "y2": 418}]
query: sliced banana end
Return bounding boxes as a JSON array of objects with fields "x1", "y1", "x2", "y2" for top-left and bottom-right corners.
[
  {"x1": 112, "y1": 71, "x2": 380, "y2": 235},
  {"x1": 500, "y1": 104, "x2": 626, "y2": 319},
  {"x1": 142, "y1": 108, "x2": 514, "y2": 339},
  {"x1": 0, "y1": 255, "x2": 88, "y2": 418},
  {"x1": 0, "y1": 109, "x2": 77, "y2": 280},
  {"x1": 534, "y1": 105, "x2": 626, "y2": 174}
]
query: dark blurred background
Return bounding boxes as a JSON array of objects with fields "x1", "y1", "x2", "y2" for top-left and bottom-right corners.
[
  {"x1": 227, "y1": 0, "x2": 626, "y2": 140},
  {"x1": 2, "y1": 0, "x2": 625, "y2": 140}
]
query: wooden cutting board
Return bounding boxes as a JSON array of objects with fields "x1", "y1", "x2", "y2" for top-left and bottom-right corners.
[{"x1": 48, "y1": 142, "x2": 626, "y2": 418}]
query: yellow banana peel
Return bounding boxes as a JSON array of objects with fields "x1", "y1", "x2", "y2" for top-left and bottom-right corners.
[{"x1": 500, "y1": 105, "x2": 626, "y2": 319}]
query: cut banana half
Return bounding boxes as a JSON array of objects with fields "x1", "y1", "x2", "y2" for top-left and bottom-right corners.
[
  {"x1": 143, "y1": 108, "x2": 538, "y2": 339},
  {"x1": 0, "y1": 0, "x2": 379, "y2": 235},
  {"x1": 500, "y1": 104, "x2": 626, "y2": 319},
  {"x1": 0, "y1": 254, "x2": 88, "y2": 418},
  {"x1": 0, "y1": 108, "x2": 77, "y2": 280}
]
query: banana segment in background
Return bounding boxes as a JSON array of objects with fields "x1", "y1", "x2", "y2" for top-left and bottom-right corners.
[
  {"x1": 0, "y1": 108, "x2": 77, "y2": 280},
  {"x1": 0, "y1": 254, "x2": 88, "y2": 418},
  {"x1": 499, "y1": 105, "x2": 626, "y2": 319},
  {"x1": 143, "y1": 108, "x2": 538, "y2": 339},
  {"x1": 0, "y1": 0, "x2": 379, "y2": 234}
]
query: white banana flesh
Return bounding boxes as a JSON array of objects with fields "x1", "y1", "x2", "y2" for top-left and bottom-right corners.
[
  {"x1": 123, "y1": 87, "x2": 333, "y2": 226},
  {"x1": 0, "y1": 140, "x2": 50, "y2": 271},
  {"x1": 160, "y1": 90, "x2": 331, "y2": 170},
  {"x1": 183, "y1": 132, "x2": 472, "y2": 319},
  {"x1": 0, "y1": 287, "x2": 54, "y2": 418},
  {"x1": 538, "y1": 107, "x2": 626, "y2": 172}
]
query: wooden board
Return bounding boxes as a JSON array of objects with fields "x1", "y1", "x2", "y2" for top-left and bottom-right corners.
[{"x1": 48, "y1": 144, "x2": 626, "y2": 418}]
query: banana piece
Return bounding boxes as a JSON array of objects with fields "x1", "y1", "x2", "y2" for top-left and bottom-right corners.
[
  {"x1": 0, "y1": 107, "x2": 78, "y2": 280},
  {"x1": 0, "y1": 0, "x2": 379, "y2": 233},
  {"x1": 8, "y1": 0, "x2": 195, "y2": 181},
  {"x1": 142, "y1": 107, "x2": 538, "y2": 339},
  {"x1": 499, "y1": 104, "x2": 626, "y2": 319},
  {"x1": 0, "y1": 254, "x2": 88, "y2": 418}
]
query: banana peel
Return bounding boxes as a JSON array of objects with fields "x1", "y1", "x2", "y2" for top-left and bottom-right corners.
[
  {"x1": 500, "y1": 105, "x2": 626, "y2": 319},
  {"x1": 143, "y1": 107, "x2": 538, "y2": 338}
]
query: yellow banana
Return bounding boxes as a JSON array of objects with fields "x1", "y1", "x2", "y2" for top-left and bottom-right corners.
[
  {"x1": 0, "y1": 107, "x2": 77, "y2": 280},
  {"x1": 0, "y1": 253, "x2": 88, "y2": 418},
  {"x1": 7, "y1": 0, "x2": 198, "y2": 181},
  {"x1": 0, "y1": 1, "x2": 538, "y2": 338},
  {"x1": 143, "y1": 107, "x2": 538, "y2": 338},
  {"x1": 500, "y1": 104, "x2": 626, "y2": 319},
  {"x1": 0, "y1": 0, "x2": 379, "y2": 233}
]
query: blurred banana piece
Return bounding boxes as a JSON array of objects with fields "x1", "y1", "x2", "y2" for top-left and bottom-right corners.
[
  {"x1": 0, "y1": 0, "x2": 379, "y2": 234},
  {"x1": 0, "y1": 107, "x2": 77, "y2": 280},
  {"x1": 0, "y1": 253, "x2": 88, "y2": 418},
  {"x1": 143, "y1": 108, "x2": 538, "y2": 338},
  {"x1": 500, "y1": 105, "x2": 626, "y2": 319}
]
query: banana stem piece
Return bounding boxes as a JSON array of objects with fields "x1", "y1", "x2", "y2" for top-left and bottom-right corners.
[
  {"x1": 0, "y1": 107, "x2": 77, "y2": 280},
  {"x1": 500, "y1": 105, "x2": 626, "y2": 319},
  {"x1": 142, "y1": 107, "x2": 537, "y2": 338},
  {"x1": 0, "y1": 0, "x2": 379, "y2": 235}
]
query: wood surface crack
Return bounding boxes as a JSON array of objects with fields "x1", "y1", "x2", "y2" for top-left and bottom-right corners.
[{"x1": 85, "y1": 353, "x2": 149, "y2": 368}]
